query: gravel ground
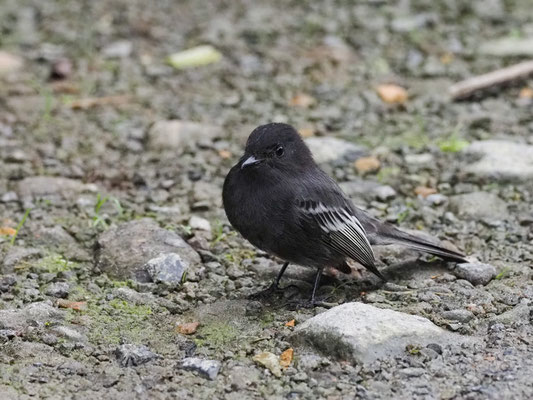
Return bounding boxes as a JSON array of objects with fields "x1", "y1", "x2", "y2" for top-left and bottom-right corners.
[{"x1": 1, "y1": 0, "x2": 533, "y2": 399}]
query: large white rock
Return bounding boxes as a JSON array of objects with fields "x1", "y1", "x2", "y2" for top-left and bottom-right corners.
[
  {"x1": 291, "y1": 302, "x2": 468, "y2": 363},
  {"x1": 464, "y1": 140, "x2": 533, "y2": 183}
]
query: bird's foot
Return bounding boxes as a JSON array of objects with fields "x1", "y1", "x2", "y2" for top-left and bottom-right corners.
[
  {"x1": 248, "y1": 281, "x2": 299, "y2": 301},
  {"x1": 286, "y1": 297, "x2": 338, "y2": 309}
]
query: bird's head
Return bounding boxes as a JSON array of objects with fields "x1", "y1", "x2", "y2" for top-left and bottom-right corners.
[{"x1": 238, "y1": 123, "x2": 314, "y2": 173}]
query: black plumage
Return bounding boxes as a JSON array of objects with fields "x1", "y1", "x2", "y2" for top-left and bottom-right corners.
[{"x1": 223, "y1": 123, "x2": 467, "y2": 304}]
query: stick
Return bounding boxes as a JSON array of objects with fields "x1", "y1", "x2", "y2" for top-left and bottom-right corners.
[{"x1": 449, "y1": 60, "x2": 533, "y2": 100}]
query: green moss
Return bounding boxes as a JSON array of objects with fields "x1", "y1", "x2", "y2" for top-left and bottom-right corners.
[
  {"x1": 195, "y1": 322, "x2": 239, "y2": 349},
  {"x1": 28, "y1": 254, "x2": 77, "y2": 273}
]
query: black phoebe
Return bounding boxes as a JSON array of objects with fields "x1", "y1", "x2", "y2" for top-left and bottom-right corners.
[{"x1": 223, "y1": 123, "x2": 467, "y2": 304}]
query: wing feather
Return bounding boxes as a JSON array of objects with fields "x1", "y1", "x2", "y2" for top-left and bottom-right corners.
[{"x1": 299, "y1": 200, "x2": 375, "y2": 269}]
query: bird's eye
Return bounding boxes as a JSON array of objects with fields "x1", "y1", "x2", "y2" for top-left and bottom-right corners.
[{"x1": 275, "y1": 146, "x2": 284, "y2": 157}]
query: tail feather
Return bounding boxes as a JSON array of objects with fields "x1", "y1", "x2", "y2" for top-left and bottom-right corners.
[{"x1": 385, "y1": 229, "x2": 467, "y2": 263}]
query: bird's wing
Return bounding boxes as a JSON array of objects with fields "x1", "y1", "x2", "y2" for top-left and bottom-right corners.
[{"x1": 297, "y1": 199, "x2": 376, "y2": 270}]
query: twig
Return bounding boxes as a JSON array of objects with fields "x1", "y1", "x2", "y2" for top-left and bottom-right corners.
[{"x1": 449, "y1": 60, "x2": 533, "y2": 100}]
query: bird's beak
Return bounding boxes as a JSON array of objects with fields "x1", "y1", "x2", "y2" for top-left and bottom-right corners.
[{"x1": 241, "y1": 155, "x2": 262, "y2": 169}]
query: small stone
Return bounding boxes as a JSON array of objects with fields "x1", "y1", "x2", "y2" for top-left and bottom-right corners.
[
  {"x1": 2, "y1": 247, "x2": 42, "y2": 274},
  {"x1": 0, "y1": 51, "x2": 23, "y2": 74},
  {"x1": 116, "y1": 344, "x2": 158, "y2": 367},
  {"x1": 144, "y1": 253, "x2": 187, "y2": 286},
  {"x1": 453, "y1": 263, "x2": 496, "y2": 286},
  {"x1": 1, "y1": 192, "x2": 18, "y2": 203},
  {"x1": 51, "y1": 326, "x2": 86, "y2": 343},
  {"x1": 414, "y1": 186, "x2": 437, "y2": 198},
  {"x1": 17, "y1": 176, "x2": 97, "y2": 203},
  {"x1": 426, "y1": 343, "x2": 443, "y2": 354},
  {"x1": 441, "y1": 309, "x2": 474, "y2": 323},
  {"x1": 181, "y1": 357, "x2": 221, "y2": 380},
  {"x1": 102, "y1": 40, "x2": 133, "y2": 58},
  {"x1": 374, "y1": 185, "x2": 396, "y2": 201},
  {"x1": 176, "y1": 321, "x2": 200, "y2": 335},
  {"x1": 464, "y1": 141, "x2": 533, "y2": 183},
  {"x1": 479, "y1": 37, "x2": 533, "y2": 57},
  {"x1": 426, "y1": 194, "x2": 448, "y2": 206},
  {"x1": 45, "y1": 282, "x2": 70, "y2": 298},
  {"x1": 149, "y1": 120, "x2": 222, "y2": 151},
  {"x1": 354, "y1": 156, "x2": 381, "y2": 174},
  {"x1": 398, "y1": 367, "x2": 425, "y2": 378},
  {"x1": 189, "y1": 216, "x2": 211, "y2": 231},
  {"x1": 50, "y1": 58, "x2": 72, "y2": 80},
  {"x1": 449, "y1": 192, "x2": 507, "y2": 221},
  {"x1": 405, "y1": 153, "x2": 434, "y2": 165},
  {"x1": 305, "y1": 137, "x2": 366, "y2": 164},
  {"x1": 376, "y1": 84, "x2": 408, "y2": 104},
  {"x1": 252, "y1": 352, "x2": 282, "y2": 377}
]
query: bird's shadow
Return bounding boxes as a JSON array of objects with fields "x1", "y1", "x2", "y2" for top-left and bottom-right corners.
[{"x1": 246, "y1": 258, "x2": 452, "y2": 309}]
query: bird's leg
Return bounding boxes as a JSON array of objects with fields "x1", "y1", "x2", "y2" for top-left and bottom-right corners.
[
  {"x1": 310, "y1": 266, "x2": 324, "y2": 305},
  {"x1": 272, "y1": 261, "x2": 289, "y2": 290},
  {"x1": 249, "y1": 262, "x2": 291, "y2": 300}
]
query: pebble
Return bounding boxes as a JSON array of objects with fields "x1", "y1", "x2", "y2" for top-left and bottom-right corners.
[
  {"x1": 189, "y1": 216, "x2": 211, "y2": 231},
  {"x1": 181, "y1": 357, "x2": 221, "y2": 380},
  {"x1": 453, "y1": 262, "x2": 496, "y2": 286},
  {"x1": 305, "y1": 137, "x2": 366, "y2": 164},
  {"x1": 464, "y1": 140, "x2": 533, "y2": 183},
  {"x1": 116, "y1": 344, "x2": 158, "y2": 367},
  {"x1": 441, "y1": 309, "x2": 474, "y2": 323},
  {"x1": 102, "y1": 40, "x2": 133, "y2": 58},
  {"x1": 449, "y1": 191, "x2": 507, "y2": 221},
  {"x1": 45, "y1": 282, "x2": 70, "y2": 298},
  {"x1": 144, "y1": 253, "x2": 187, "y2": 287},
  {"x1": 149, "y1": 120, "x2": 222, "y2": 151}
]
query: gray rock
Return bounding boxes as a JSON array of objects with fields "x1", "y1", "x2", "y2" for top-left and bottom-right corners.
[
  {"x1": 2, "y1": 246, "x2": 42, "y2": 274},
  {"x1": 45, "y1": 282, "x2": 70, "y2": 298},
  {"x1": 102, "y1": 40, "x2": 132, "y2": 58},
  {"x1": 374, "y1": 185, "x2": 396, "y2": 201},
  {"x1": 0, "y1": 51, "x2": 23, "y2": 75},
  {"x1": 479, "y1": 37, "x2": 533, "y2": 57},
  {"x1": 464, "y1": 141, "x2": 533, "y2": 182},
  {"x1": 290, "y1": 302, "x2": 468, "y2": 363},
  {"x1": 189, "y1": 216, "x2": 211, "y2": 231},
  {"x1": 441, "y1": 309, "x2": 474, "y2": 323},
  {"x1": 339, "y1": 179, "x2": 396, "y2": 203},
  {"x1": 453, "y1": 262, "x2": 496, "y2": 286},
  {"x1": 0, "y1": 191, "x2": 18, "y2": 203},
  {"x1": 95, "y1": 218, "x2": 200, "y2": 281},
  {"x1": 398, "y1": 367, "x2": 426, "y2": 378},
  {"x1": 181, "y1": 357, "x2": 221, "y2": 380},
  {"x1": 191, "y1": 181, "x2": 221, "y2": 210},
  {"x1": 144, "y1": 253, "x2": 187, "y2": 286},
  {"x1": 472, "y1": 0, "x2": 504, "y2": 21},
  {"x1": 0, "y1": 301, "x2": 64, "y2": 330},
  {"x1": 426, "y1": 193, "x2": 448, "y2": 206},
  {"x1": 51, "y1": 326, "x2": 87, "y2": 343},
  {"x1": 116, "y1": 344, "x2": 158, "y2": 367},
  {"x1": 149, "y1": 120, "x2": 222, "y2": 151},
  {"x1": 449, "y1": 191, "x2": 507, "y2": 221},
  {"x1": 491, "y1": 300, "x2": 531, "y2": 325},
  {"x1": 17, "y1": 176, "x2": 97, "y2": 203},
  {"x1": 305, "y1": 137, "x2": 366, "y2": 164}
]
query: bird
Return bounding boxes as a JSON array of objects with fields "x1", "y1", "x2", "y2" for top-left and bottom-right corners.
[{"x1": 223, "y1": 123, "x2": 467, "y2": 305}]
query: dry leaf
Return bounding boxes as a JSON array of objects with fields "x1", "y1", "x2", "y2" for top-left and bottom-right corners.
[
  {"x1": 285, "y1": 319, "x2": 295, "y2": 327},
  {"x1": 218, "y1": 150, "x2": 232, "y2": 159},
  {"x1": 279, "y1": 348, "x2": 294, "y2": 369},
  {"x1": 298, "y1": 127, "x2": 316, "y2": 138},
  {"x1": 57, "y1": 299, "x2": 87, "y2": 311},
  {"x1": 440, "y1": 53, "x2": 454, "y2": 65},
  {"x1": 377, "y1": 84, "x2": 408, "y2": 104},
  {"x1": 519, "y1": 87, "x2": 533, "y2": 99},
  {"x1": 289, "y1": 93, "x2": 316, "y2": 108},
  {"x1": 176, "y1": 321, "x2": 200, "y2": 335},
  {"x1": 69, "y1": 95, "x2": 130, "y2": 110},
  {"x1": 0, "y1": 227, "x2": 16, "y2": 236},
  {"x1": 414, "y1": 186, "x2": 437, "y2": 198},
  {"x1": 252, "y1": 352, "x2": 282, "y2": 377},
  {"x1": 354, "y1": 156, "x2": 381, "y2": 174}
]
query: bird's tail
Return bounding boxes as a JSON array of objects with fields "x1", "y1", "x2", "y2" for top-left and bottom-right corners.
[{"x1": 375, "y1": 227, "x2": 467, "y2": 264}]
